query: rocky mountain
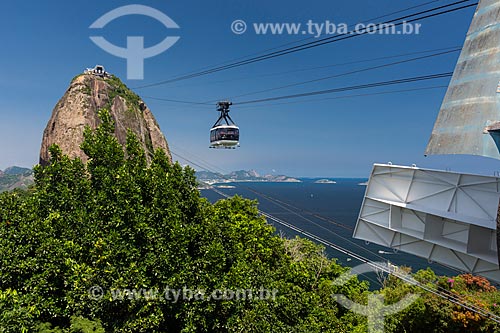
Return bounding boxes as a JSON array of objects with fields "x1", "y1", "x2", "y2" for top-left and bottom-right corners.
[
  {"x1": 40, "y1": 71, "x2": 171, "y2": 165},
  {"x1": 0, "y1": 166, "x2": 34, "y2": 192},
  {"x1": 196, "y1": 170, "x2": 301, "y2": 184}
]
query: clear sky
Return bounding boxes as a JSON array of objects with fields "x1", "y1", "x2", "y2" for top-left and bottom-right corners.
[{"x1": 1, "y1": 0, "x2": 497, "y2": 177}]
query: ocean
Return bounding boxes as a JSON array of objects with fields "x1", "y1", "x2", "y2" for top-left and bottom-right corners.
[{"x1": 200, "y1": 178, "x2": 456, "y2": 282}]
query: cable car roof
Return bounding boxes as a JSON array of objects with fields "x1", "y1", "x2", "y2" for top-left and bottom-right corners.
[{"x1": 210, "y1": 124, "x2": 239, "y2": 129}]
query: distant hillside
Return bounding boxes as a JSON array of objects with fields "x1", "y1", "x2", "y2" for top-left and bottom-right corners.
[
  {"x1": 1, "y1": 167, "x2": 300, "y2": 191},
  {"x1": 0, "y1": 167, "x2": 34, "y2": 192},
  {"x1": 196, "y1": 170, "x2": 301, "y2": 185},
  {"x1": 4, "y1": 166, "x2": 32, "y2": 175}
]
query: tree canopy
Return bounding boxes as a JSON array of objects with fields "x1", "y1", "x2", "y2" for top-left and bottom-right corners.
[{"x1": 0, "y1": 110, "x2": 499, "y2": 332}]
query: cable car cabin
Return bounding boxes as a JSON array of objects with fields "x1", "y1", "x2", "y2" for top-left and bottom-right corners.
[
  {"x1": 210, "y1": 125, "x2": 239, "y2": 148},
  {"x1": 210, "y1": 101, "x2": 240, "y2": 149}
]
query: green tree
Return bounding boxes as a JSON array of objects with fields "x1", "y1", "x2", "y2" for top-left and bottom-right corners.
[{"x1": 6, "y1": 109, "x2": 494, "y2": 332}]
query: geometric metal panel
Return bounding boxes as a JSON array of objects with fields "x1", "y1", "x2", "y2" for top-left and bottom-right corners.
[
  {"x1": 354, "y1": 164, "x2": 500, "y2": 282},
  {"x1": 425, "y1": 0, "x2": 500, "y2": 159}
]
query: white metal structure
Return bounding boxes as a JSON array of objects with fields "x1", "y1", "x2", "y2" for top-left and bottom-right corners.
[
  {"x1": 84, "y1": 65, "x2": 110, "y2": 78},
  {"x1": 353, "y1": 164, "x2": 500, "y2": 282}
]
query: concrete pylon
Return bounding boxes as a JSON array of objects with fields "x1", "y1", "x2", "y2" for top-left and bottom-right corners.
[{"x1": 425, "y1": 0, "x2": 500, "y2": 159}]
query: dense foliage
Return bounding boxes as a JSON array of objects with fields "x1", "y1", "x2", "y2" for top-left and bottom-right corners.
[{"x1": 0, "y1": 110, "x2": 499, "y2": 332}]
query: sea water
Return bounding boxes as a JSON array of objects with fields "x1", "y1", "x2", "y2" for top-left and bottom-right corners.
[{"x1": 201, "y1": 178, "x2": 456, "y2": 284}]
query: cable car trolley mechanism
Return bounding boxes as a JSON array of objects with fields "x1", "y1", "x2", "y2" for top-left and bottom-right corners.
[{"x1": 210, "y1": 101, "x2": 240, "y2": 149}]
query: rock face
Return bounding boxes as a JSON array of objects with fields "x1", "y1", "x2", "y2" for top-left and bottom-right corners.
[{"x1": 40, "y1": 73, "x2": 171, "y2": 165}]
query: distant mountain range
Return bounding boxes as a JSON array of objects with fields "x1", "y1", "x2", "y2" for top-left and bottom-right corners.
[
  {"x1": 196, "y1": 170, "x2": 301, "y2": 186},
  {"x1": 0, "y1": 166, "x2": 34, "y2": 192},
  {"x1": 1, "y1": 168, "x2": 302, "y2": 192}
]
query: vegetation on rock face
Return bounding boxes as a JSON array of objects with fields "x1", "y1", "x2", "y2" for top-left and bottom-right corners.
[
  {"x1": 1, "y1": 110, "x2": 500, "y2": 332},
  {"x1": 71, "y1": 74, "x2": 84, "y2": 83},
  {"x1": 105, "y1": 76, "x2": 142, "y2": 112}
]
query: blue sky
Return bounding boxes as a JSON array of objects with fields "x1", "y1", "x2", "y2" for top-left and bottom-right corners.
[{"x1": 1, "y1": 0, "x2": 497, "y2": 177}]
